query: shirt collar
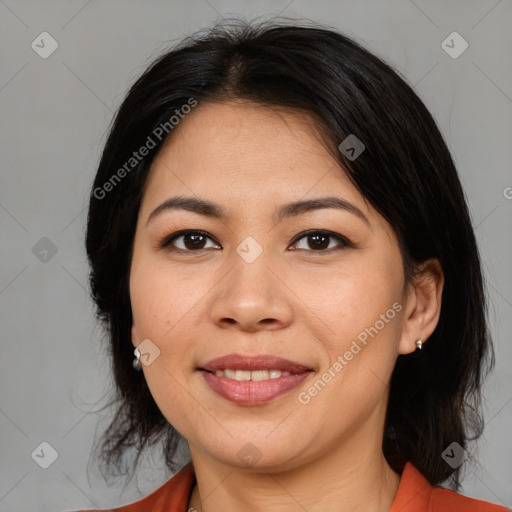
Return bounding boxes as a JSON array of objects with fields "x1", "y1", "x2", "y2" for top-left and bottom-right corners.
[{"x1": 167, "y1": 461, "x2": 432, "y2": 512}]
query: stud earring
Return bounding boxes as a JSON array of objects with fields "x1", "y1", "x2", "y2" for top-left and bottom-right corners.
[
  {"x1": 133, "y1": 347, "x2": 142, "y2": 370},
  {"x1": 415, "y1": 339, "x2": 423, "y2": 350}
]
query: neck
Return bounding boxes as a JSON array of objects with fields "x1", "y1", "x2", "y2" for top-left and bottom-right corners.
[{"x1": 187, "y1": 417, "x2": 401, "y2": 512}]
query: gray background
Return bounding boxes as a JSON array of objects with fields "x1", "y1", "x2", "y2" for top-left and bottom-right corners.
[{"x1": 1, "y1": 0, "x2": 511, "y2": 511}]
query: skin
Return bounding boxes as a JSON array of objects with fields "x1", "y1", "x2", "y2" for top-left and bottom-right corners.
[{"x1": 129, "y1": 99, "x2": 444, "y2": 512}]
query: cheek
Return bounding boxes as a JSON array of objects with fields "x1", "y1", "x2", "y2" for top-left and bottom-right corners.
[
  {"x1": 130, "y1": 264, "x2": 197, "y2": 434},
  {"x1": 129, "y1": 265, "x2": 197, "y2": 406},
  {"x1": 302, "y1": 251, "x2": 404, "y2": 402},
  {"x1": 130, "y1": 257, "x2": 202, "y2": 341},
  {"x1": 305, "y1": 253, "x2": 403, "y2": 347}
]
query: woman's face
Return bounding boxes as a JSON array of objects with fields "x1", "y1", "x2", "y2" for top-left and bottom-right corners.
[{"x1": 129, "y1": 100, "x2": 416, "y2": 471}]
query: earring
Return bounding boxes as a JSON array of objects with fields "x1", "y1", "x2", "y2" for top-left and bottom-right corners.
[
  {"x1": 415, "y1": 339, "x2": 423, "y2": 350},
  {"x1": 133, "y1": 347, "x2": 142, "y2": 371}
]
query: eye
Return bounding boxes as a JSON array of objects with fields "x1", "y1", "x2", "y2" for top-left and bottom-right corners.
[
  {"x1": 289, "y1": 230, "x2": 353, "y2": 252},
  {"x1": 158, "y1": 229, "x2": 353, "y2": 253},
  {"x1": 159, "y1": 230, "x2": 220, "y2": 251}
]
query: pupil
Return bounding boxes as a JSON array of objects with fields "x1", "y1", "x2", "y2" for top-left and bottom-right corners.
[
  {"x1": 185, "y1": 234, "x2": 205, "y2": 250},
  {"x1": 310, "y1": 234, "x2": 329, "y2": 250}
]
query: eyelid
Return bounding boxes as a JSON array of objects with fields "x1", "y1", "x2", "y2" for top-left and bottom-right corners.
[
  {"x1": 290, "y1": 229, "x2": 354, "y2": 250},
  {"x1": 158, "y1": 229, "x2": 220, "y2": 250},
  {"x1": 159, "y1": 229, "x2": 354, "y2": 252}
]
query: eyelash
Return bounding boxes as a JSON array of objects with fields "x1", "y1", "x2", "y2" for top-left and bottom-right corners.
[{"x1": 158, "y1": 229, "x2": 354, "y2": 254}]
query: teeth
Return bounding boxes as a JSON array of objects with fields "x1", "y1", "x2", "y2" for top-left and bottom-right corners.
[
  {"x1": 235, "y1": 370, "x2": 251, "y2": 381},
  {"x1": 251, "y1": 370, "x2": 270, "y2": 381},
  {"x1": 212, "y1": 369, "x2": 292, "y2": 381}
]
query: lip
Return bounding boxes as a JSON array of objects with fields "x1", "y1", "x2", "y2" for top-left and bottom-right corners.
[
  {"x1": 198, "y1": 354, "x2": 314, "y2": 406},
  {"x1": 200, "y1": 370, "x2": 312, "y2": 406},
  {"x1": 199, "y1": 354, "x2": 312, "y2": 374}
]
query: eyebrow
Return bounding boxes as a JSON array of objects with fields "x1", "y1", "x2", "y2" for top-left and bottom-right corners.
[{"x1": 146, "y1": 195, "x2": 369, "y2": 226}]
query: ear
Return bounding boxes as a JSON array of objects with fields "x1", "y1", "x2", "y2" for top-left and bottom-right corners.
[
  {"x1": 398, "y1": 258, "x2": 444, "y2": 355},
  {"x1": 131, "y1": 324, "x2": 140, "y2": 347}
]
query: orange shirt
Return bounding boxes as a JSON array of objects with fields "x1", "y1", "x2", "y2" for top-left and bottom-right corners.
[{"x1": 72, "y1": 461, "x2": 508, "y2": 511}]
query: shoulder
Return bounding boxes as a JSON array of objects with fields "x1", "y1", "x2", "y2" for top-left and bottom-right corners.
[
  {"x1": 68, "y1": 462, "x2": 196, "y2": 512},
  {"x1": 391, "y1": 462, "x2": 508, "y2": 512}
]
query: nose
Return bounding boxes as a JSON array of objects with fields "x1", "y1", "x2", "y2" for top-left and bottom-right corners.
[{"x1": 209, "y1": 249, "x2": 294, "y2": 333}]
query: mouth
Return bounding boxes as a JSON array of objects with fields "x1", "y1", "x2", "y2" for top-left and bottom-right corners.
[
  {"x1": 204, "y1": 368, "x2": 298, "y2": 380},
  {"x1": 198, "y1": 354, "x2": 314, "y2": 406}
]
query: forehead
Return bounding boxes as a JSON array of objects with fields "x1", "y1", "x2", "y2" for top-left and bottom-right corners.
[
  {"x1": 146, "y1": 101, "x2": 348, "y2": 188},
  {"x1": 140, "y1": 100, "x2": 379, "y2": 226},
  {"x1": 156, "y1": 100, "x2": 333, "y2": 166}
]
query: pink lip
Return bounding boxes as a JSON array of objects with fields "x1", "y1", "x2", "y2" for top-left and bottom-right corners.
[
  {"x1": 200, "y1": 354, "x2": 312, "y2": 374},
  {"x1": 198, "y1": 354, "x2": 313, "y2": 406},
  {"x1": 200, "y1": 370, "x2": 312, "y2": 406}
]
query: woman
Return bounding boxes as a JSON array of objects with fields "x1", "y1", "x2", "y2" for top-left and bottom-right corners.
[{"x1": 77, "y1": 20, "x2": 508, "y2": 512}]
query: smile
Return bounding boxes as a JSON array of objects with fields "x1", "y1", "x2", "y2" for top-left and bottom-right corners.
[{"x1": 210, "y1": 369, "x2": 292, "y2": 380}]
